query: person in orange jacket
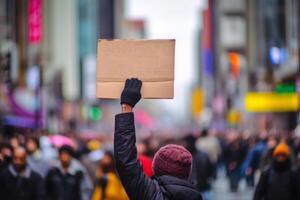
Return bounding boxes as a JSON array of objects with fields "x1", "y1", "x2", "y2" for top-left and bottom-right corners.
[{"x1": 254, "y1": 143, "x2": 299, "y2": 200}]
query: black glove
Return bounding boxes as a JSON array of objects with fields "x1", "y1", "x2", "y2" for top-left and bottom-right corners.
[{"x1": 121, "y1": 78, "x2": 142, "y2": 107}]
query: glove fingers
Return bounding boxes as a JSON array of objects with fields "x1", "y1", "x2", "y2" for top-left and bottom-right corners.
[
  {"x1": 125, "y1": 79, "x2": 130, "y2": 88},
  {"x1": 136, "y1": 79, "x2": 142, "y2": 90},
  {"x1": 131, "y1": 78, "x2": 140, "y2": 87},
  {"x1": 129, "y1": 78, "x2": 135, "y2": 87}
]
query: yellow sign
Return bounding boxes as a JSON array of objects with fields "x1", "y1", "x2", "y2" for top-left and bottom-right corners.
[
  {"x1": 245, "y1": 92, "x2": 299, "y2": 112},
  {"x1": 227, "y1": 109, "x2": 241, "y2": 125},
  {"x1": 192, "y1": 88, "x2": 203, "y2": 117}
]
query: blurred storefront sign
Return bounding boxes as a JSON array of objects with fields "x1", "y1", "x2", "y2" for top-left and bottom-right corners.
[
  {"x1": 88, "y1": 106, "x2": 103, "y2": 121},
  {"x1": 0, "y1": 87, "x2": 43, "y2": 128},
  {"x1": 191, "y1": 88, "x2": 203, "y2": 117},
  {"x1": 3, "y1": 115, "x2": 37, "y2": 128},
  {"x1": 201, "y1": 0, "x2": 214, "y2": 76},
  {"x1": 28, "y1": 0, "x2": 43, "y2": 44},
  {"x1": 8, "y1": 88, "x2": 40, "y2": 117},
  {"x1": 227, "y1": 109, "x2": 241, "y2": 127},
  {"x1": 245, "y1": 92, "x2": 299, "y2": 112},
  {"x1": 275, "y1": 83, "x2": 295, "y2": 93}
]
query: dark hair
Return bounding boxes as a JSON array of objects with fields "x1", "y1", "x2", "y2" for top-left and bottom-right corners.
[
  {"x1": 58, "y1": 145, "x2": 75, "y2": 157},
  {"x1": 183, "y1": 134, "x2": 196, "y2": 154},
  {"x1": 104, "y1": 150, "x2": 114, "y2": 160},
  {"x1": 26, "y1": 136, "x2": 40, "y2": 149},
  {"x1": 0, "y1": 142, "x2": 13, "y2": 152},
  {"x1": 201, "y1": 129, "x2": 208, "y2": 137}
]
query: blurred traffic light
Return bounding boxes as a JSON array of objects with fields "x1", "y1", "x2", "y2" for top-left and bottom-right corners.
[{"x1": 228, "y1": 52, "x2": 240, "y2": 79}]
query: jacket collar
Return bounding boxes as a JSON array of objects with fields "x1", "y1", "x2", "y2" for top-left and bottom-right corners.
[
  {"x1": 9, "y1": 164, "x2": 31, "y2": 178},
  {"x1": 154, "y1": 175, "x2": 196, "y2": 188},
  {"x1": 153, "y1": 175, "x2": 202, "y2": 200},
  {"x1": 56, "y1": 159, "x2": 78, "y2": 175}
]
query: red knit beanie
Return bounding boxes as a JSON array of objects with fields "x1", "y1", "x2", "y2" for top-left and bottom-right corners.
[{"x1": 152, "y1": 144, "x2": 192, "y2": 180}]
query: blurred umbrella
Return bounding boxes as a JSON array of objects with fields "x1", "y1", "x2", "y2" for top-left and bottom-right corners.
[{"x1": 48, "y1": 135, "x2": 75, "y2": 148}]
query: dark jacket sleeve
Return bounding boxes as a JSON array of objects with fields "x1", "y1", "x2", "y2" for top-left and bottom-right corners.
[
  {"x1": 114, "y1": 112, "x2": 158, "y2": 200},
  {"x1": 253, "y1": 170, "x2": 268, "y2": 200},
  {"x1": 34, "y1": 173, "x2": 46, "y2": 200}
]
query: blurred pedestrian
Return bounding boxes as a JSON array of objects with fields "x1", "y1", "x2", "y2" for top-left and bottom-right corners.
[
  {"x1": 296, "y1": 153, "x2": 300, "y2": 195},
  {"x1": 26, "y1": 136, "x2": 50, "y2": 177},
  {"x1": 137, "y1": 141, "x2": 154, "y2": 177},
  {"x1": 196, "y1": 129, "x2": 221, "y2": 178},
  {"x1": 0, "y1": 142, "x2": 13, "y2": 171},
  {"x1": 243, "y1": 133, "x2": 267, "y2": 188},
  {"x1": 114, "y1": 78, "x2": 203, "y2": 200},
  {"x1": 253, "y1": 143, "x2": 299, "y2": 200},
  {"x1": 45, "y1": 145, "x2": 93, "y2": 200},
  {"x1": 0, "y1": 146, "x2": 45, "y2": 200},
  {"x1": 224, "y1": 137, "x2": 247, "y2": 192},
  {"x1": 92, "y1": 151, "x2": 128, "y2": 200},
  {"x1": 184, "y1": 135, "x2": 214, "y2": 200},
  {"x1": 259, "y1": 136, "x2": 278, "y2": 170}
]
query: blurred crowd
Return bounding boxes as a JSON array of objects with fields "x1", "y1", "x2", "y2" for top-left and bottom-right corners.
[{"x1": 1, "y1": 128, "x2": 300, "y2": 200}]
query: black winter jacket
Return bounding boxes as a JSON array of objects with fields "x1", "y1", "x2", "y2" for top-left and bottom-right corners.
[
  {"x1": 191, "y1": 150, "x2": 214, "y2": 192},
  {"x1": 253, "y1": 163, "x2": 299, "y2": 200},
  {"x1": 114, "y1": 112, "x2": 203, "y2": 200},
  {"x1": 45, "y1": 167, "x2": 83, "y2": 200},
  {"x1": 0, "y1": 165, "x2": 44, "y2": 200}
]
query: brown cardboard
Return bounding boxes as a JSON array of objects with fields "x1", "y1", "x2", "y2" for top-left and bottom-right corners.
[{"x1": 96, "y1": 39, "x2": 175, "y2": 99}]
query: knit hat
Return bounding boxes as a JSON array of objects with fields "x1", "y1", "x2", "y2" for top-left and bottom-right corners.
[
  {"x1": 152, "y1": 144, "x2": 192, "y2": 180},
  {"x1": 273, "y1": 143, "x2": 290, "y2": 157}
]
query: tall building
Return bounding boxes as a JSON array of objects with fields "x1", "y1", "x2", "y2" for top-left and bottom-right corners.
[{"x1": 201, "y1": 0, "x2": 299, "y2": 130}]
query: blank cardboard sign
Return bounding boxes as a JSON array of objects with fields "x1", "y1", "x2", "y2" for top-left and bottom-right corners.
[{"x1": 96, "y1": 39, "x2": 175, "y2": 99}]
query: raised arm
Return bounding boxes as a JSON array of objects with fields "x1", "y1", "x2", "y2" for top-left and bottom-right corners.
[{"x1": 114, "y1": 78, "x2": 158, "y2": 200}]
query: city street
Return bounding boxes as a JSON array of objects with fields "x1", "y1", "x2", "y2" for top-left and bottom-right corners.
[
  {"x1": 213, "y1": 172, "x2": 253, "y2": 200},
  {"x1": 0, "y1": 0, "x2": 299, "y2": 200}
]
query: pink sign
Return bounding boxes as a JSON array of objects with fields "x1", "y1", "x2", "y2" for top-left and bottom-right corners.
[{"x1": 28, "y1": 0, "x2": 42, "y2": 44}]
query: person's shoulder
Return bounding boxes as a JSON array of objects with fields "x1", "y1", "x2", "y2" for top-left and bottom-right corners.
[
  {"x1": 0, "y1": 167, "x2": 10, "y2": 177},
  {"x1": 30, "y1": 170, "x2": 43, "y2": 180},
  {"x1": 289, "y1": 166, "x2": 298, "y2": 176},
  {"x1": 259, "y1": 166, "x2": 272, "y2": 180},
  {"x1": 107, "y1": 173, "x2": 122, "y2": 185},
  {"x1": 46, "y1": 166, "x2": 60, "y2": 176},
  {"x1": 262, "y1": 164, "x2": 271, "y2": 172}
]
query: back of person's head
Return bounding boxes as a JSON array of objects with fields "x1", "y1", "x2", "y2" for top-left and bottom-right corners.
[
  {"x1": 182, "y1": 134, "x2": 196, "y2": 154},
  {"x1": 152, "y1": 144, "x2": 192, "y2": 180}
]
